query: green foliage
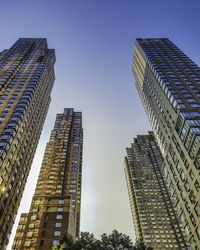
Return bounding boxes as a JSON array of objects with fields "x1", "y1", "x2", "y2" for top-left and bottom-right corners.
[
  {"x1": 101, "y1": 230, "x2": 134, "y2": 249},
  {"x1": 73, "y1": 232, "x2": 102, "y2": 250},
  {"x1": 52, "y1": 230, "x2": 153, "y2": 250},
  {"x1": 133, "y1": 241, "x2": 153, "y2": 250},
  {"x1": 60, "y1": 234, "x2": 74, "y2": 249},
  {"x1": 52, "y1": 233, "x2": 74, "y2": 250}
]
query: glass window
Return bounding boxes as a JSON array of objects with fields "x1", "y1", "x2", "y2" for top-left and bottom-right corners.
[
  {"x1": 26, "y1": 232, "x2": 33, "y2": 238},
  {"x1": 195, "y1": 180, "x2": 200, "y2": 192},
  {"x1": 31, "y1": 215, "x2": 37, "y2": 220},
  {"x1": 190, "y1": 213, "x2": 196, "y2": 226},
  {"x1": 176, "y1": 162, "x2": 182, "y2": 173},
  {"x1": 180, "y1": 211, "x2": 186, "y2": 223},
  {"x1": 56, "y1": 215, "x2": 63, "y2": 220},
  {"x1": 40, "y1": 240, "x2": 44, "y2": 247},
  {"x1": 184, "y1": 159, "x2": 189, "y2": 169},
  {"x1": 175, "y1": 114, "x2": 184, "y2": 134},
  {"x1": 189, "y1": 190, "x2": 196, "y2": 204},
  {"x1": 195, "y1": 202, "x2": 200, "y2": 217},
  {"x1": 184, "y1": 223, "x2": 191, "y2": 236},
  {"x1": 189, "y1": 138, "x2": 198, "y2": 160},
  {"x1": 54, "y1": 231, "x2": 61, "y2": 236},
  {"x1": 191, "y1": 104, "x2": 200, "y2": 108},
  {"x1": 194, "y1": 149, "x2": 200, "y2": 170},
  {"x1": 196, "y1": 228, "x2": 200, "y2": 239},
  {"x1": 180, "y1": 170, "x2": 185, "y2": 182},
  {"x1": 24, "y1": 241, "x2": 32, "y2": 246},
  {"x1": 55, "y1": 223, "x2": 61, "y2": 228},
  {"x1": 189, "y1": 169, "x2": 194, "y2": 180},
  {"x1": 53, "y1": 240, "x2": 59, "y2": 246},
  {"x1": 180, "y1": 121, "x2": 189, "y2": 142},
  {"x1": 42, "y1": 231, "x2": 46, "y2": 237},
  {"x1": 191, "y1": 127, "x2": 200, "y2": 134},
  {"x1": 181, "y1": 191, "x2": 186, "y2": 201},
  {"x1": 184, "y1": 181, "x2": 190, "y2": 192},
  {"x1": 184, "y1": 128, "x2": 194, "y2": 150}
]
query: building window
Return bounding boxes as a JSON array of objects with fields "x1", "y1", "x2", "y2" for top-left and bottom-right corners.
[
  {"x1": 32, "y1": 207, "x2": 38, "y2": 213},
  {"x1": 56, "y1": 215, "x2": 63, "y2": 220},
  {"x1": 189, "y1": 190, "x2": 196, "y2": 204},
  {"x1": 190, "y1": 213, "x2": 196, "y2": 226},
  {"x1": 189, "y1": 138, "x2": 198, "y2": 159},
  {"x1": 189, "y1": 169, "x2": 194, "y2": 180},
  {"x1": 42, "y1": 231, "x2": 46, "y2": 237},
  {"x1": 24, "y1": 241, "x2": 32, "y2": 246},
  {"x1": 55, "y1": 223, "x2": 61, "y2": 228},
  {"x1": 31, "y1": 215, "x2": 37, "y2": 220},
  {"x1": 189, "y1": 236, "x2": 196, "y2": 249},
  {"x1": 194, "y1": 202, "x2": 200, "y2": 217},
  {"x1": 184, "y1": 181, "x2": 190, "y2": 192},
  {"x1": 194, "y1": 148, "x2": 200, "y2": 170},
  {"x1": 0, "y1": 176, "x2": 3, "y2": 185},
  {"x1": 54, "y1": 231, "x2": 61, "y2": 236},
  {"x1": 26, "y1": 232, "x2": 33, "y2": 238},
  {"x1": 194, "y1": 180, "x2": 200, "y2": 192},
  {"x1": 184, "y1": 223, "x2": 191, "y2": 236},
  {"x1": 53, "y1": 240, "x2": 59, "y2": 246},
  {"x1": 39, "y1": 240, "x2": 44, "y2": 247},
  {"x1": 180, "y1": 170, "x2": 185, "y2": 182},
  {"x1": 29, "y1": 223, "x2": 34, "y2": 228},
  {"x1": 196, "y1": 228, "x2": 200, "y2": 239}
]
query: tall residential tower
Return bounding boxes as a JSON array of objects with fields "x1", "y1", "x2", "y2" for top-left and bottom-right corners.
[
  {"x1": 132, "y1": 38, "x2": 200, "y2": 249},
  {"x1": 125, "y1": 133, "x2": 189, "y2": 249},
  {"x1": 0, "y1": 38, "x2": 55, "y2": 249},
  {"x1": 12, "y1": 108, "x2": 83, "y2": 249}
]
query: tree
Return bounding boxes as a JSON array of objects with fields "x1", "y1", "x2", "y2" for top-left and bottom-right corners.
[
  {"x1": 52, "y1": 230, "x2": 153, "y2": 250},
  {"x1": 133, "y1": 241, "x2": 153, "y2": 250},
  {"x1": 52, "y1": 233, "x2": 74, "y2": 250},
  {"x1": 100, "y1": 230, "x2": 134, "y2": 249},
  {"x1": 53, "y1": 232, "x2": 101, "y2": 250}
]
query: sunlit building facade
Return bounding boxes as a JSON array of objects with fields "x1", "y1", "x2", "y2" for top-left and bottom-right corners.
[
  {"x1": 12, "y1": 108, "x2": 83, "y2": 249},
  {"x1": 125, "y1": 133, "x2": 189, "y2": 249},
  {"x1": 132, "y1": 38, "x2": 200, "y2": 249},
  {"x1": 0, "y1": 38, "x2": 55, "y2": 249}
]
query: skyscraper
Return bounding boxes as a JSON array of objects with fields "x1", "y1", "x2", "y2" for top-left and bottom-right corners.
[
  {"x1": 125, "y1": 132, "x2": 189, "y2": 249},
  {"x1": 12, "y1": 108, "x2": 83, "y2": 249},
  {"x1": 132, "y1": 38, "x2": 200, "y2": 249},
  {"x1": 0, "y1": 38, "x2": 55, "y2": 249}
]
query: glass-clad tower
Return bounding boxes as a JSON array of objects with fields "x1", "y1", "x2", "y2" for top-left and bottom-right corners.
[
  {"x1": 132, "y1": 38, "x2": 200, "y2": 249},
  {"x1": 125, "y1": 132, "x2": 189, "y2": 249},
  {"x1": 0, "y1": 38, "x2": 55, "y2": 249},
  {"x1": 12, "y1": 108, "x2": 83, "y2": 249}
]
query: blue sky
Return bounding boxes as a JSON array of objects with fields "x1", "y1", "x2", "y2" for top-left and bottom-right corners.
[{"x1": 2, "y1": 0, "x2": 200, "y2": 248}]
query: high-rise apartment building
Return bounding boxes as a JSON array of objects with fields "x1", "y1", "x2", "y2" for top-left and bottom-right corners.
[
  {"x1": 125, "y1": 133, "x2": 189, "y2": 249},
  {"x1": 12, "y1": 108, "x2": 83, "y2": 249},
  {"x1": 132, "y1": 38, "x2": 200, "y2": 249},
  {"x1": 0, "y1": 38, "x2": 55, "y2": 249}
]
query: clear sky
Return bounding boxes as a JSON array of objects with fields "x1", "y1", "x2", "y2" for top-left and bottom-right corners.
[{"x1": 2, "y1": 0, "x2": 200, "y2": 249}]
